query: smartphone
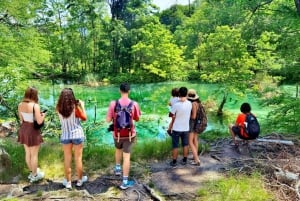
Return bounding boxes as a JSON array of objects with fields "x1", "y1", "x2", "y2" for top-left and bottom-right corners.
[{"x1": 42, "y1": 109, "x2": 48, "y2": 113}]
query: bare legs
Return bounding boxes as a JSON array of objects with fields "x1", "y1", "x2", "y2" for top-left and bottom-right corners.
[
  {"x1": 172, "y1": 146, "x2": 189, "y2": 160},
  {"x1": 115, "y1": 148, "x2": 131, "y2": 177},
  {"x1": 63, "y1": 143, "x2": 83, "y2": 182},
  {"x1": 228, "y1": 124, "x2": 238, "y2": 145},
  {"x1": 189, "y1": 132, "x2": 200, "y2": 163},
  {"x1": 24, "y1": 144, "x2": 40, "y2": 175}
]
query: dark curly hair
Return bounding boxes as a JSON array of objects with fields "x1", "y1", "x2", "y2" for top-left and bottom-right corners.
[
  {"x1": 240, "y1": 102, "x2": 251, "y2": 113},
  {"x1": 56, "y1": 88, "x2": 77, "y2": 118}
]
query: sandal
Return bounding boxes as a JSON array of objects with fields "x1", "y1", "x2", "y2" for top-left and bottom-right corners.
[{"x1": 191, "y1": 160, "x2": 201, "y2": 166}]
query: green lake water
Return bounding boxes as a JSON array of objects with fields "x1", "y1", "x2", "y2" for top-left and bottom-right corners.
[{"x1": 34, "y1": 81, "x2": 268, "y2": 145}]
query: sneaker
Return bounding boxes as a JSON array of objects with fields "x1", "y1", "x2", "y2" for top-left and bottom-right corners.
[
  {"x1": 62, "y1": 179, "x2": 72, "y2": 189},
  {"x1": 30, "y1": 171, "x2": 44, "y2": 183},
  {"x1": 114, "y1": 167, "x2": 122, "y2": 176},
  {"x1": 120, "y1": 180, "x2": 135, "y2": 190},
  {"x1": 28, "y1": 168, "x2": 41, "y2": 180},
  {"x1": 28, "y1": 172, "x2": 33, "y2": 180},
  {"x1": 169, "y1": 161, "x2": 177, "y2": 167},
  {"x1": 76, "y1": 175, "x2": 88, "y2": 187}
]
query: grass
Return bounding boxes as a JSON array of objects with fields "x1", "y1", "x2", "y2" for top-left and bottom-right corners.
[
  {"x1": 0, "y1": 133, "x2": 277, "y2": 201},
  {"x1": 132, "y1": 138, "x2": 172, "y2": 161},
  {"x1": 0, "y1": 135, "x2": 172, "y2": 183},
  {"x1": 196, "y1": 172, "x2": 275, "y2": 201}
]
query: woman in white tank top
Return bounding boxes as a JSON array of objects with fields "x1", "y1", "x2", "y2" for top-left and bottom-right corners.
[{"x1": 18, "y1": 87, "x2": 46, "y2": 182}]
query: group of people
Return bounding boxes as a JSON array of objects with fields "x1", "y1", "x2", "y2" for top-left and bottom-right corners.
[
  {"x1": 167, "y1": 87, "x2": 204, "y2": 167},
  {"x1": 17, "y1": 83, "x2": 257, "y2": 190},
  {"x1": 18, "y1": 87, "x2": 88, "y2": 188},
  {"x1": 17, "y1": 83, "x2": 141, "y2": 190}
]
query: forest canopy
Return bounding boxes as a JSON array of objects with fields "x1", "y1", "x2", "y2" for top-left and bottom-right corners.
[{"x1": 0, "y1": 0, "x2": 300, "y2": 132}]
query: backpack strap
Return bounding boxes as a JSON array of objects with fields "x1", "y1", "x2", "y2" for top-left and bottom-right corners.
[
  {"x1": 114, "y1": 100, "x2": 134, "y2": 142},
  {"x1": 127, "y1": 101, "x2": 134, "y2": 142}
]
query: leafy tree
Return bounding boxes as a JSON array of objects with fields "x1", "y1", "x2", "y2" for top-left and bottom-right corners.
[
  {"x1": 175, "y1": 0, "x2": 247, "y2": 59},
  {"x1": 159, "y1": 4, "x2": 194, "y2": 33},
  {"x1": 263, "y1": 90, "x2": 300, "y2": 133},
  {"x1": 131, "y1": 17, "x2": 186, "y2": 82},
  {"x1": 194, "y1": 26, "x2": 257, "y2": 115},
  {"x1": 0, "y1": 0, "x2": 51, "y2": 119}
]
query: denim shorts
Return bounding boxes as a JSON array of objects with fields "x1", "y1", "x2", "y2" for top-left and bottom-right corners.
[
  {"x1": 60, "y1": 138, "x2": 85, "y2": 145},
  {"x1": 171, "y1": 131, "x2": 189, "y2": 148}
]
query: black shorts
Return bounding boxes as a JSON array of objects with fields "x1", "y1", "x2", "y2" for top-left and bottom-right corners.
[{"x1": 232, "y1": 126, "x2": 250, "y2": 140}]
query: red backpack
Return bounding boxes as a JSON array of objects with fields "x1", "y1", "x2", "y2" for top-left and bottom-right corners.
[{"x1": 113, "y1": 100, "x2": 134, "y2": 142}]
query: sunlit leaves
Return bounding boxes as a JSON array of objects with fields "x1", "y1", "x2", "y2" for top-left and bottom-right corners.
[
  {"x1": 194, "y1": 26, "x2": 256, "y2": 90},
  {"x1": 131, "y1": 21, "x2": 186, "y2": 80}
]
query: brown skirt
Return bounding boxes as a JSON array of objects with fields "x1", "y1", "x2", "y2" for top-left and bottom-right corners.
[{"x1": 18, "y1": 122, "x2": 43, "y2": 147}]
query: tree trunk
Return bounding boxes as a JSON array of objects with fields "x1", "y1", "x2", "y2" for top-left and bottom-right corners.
[
  {"x1": 295, "y1": 0, "x2": 300, "y2": 15},
  {"x1": 217, "y1": 92, "x2": 228, "y2": 116}
]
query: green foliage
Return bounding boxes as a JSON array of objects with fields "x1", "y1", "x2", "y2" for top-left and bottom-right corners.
[
  {"x1": 195, "y1": 26, "x2": 256, "y2": 87},
  {"x1": 262, "y1": 89, "x2": 300, "y2": 133},
  {"x1": 197, "y1": 173, "x2": 274, "y2": 201},
  {"x1": 84, "y1": 144, "x2": 115, "y2": 171},
  {"x1": 201, "y1": 130, "x2": 229, "y2": 142},
  {"x1": 159, "y1": 4, "x2": 194, "y2": 33},
  {"x1": 131, "y1": 19, "x2": 187, "y2": 81},
  {"x1": 0, "y1": 139, "x2": 26, "y2": 181}
]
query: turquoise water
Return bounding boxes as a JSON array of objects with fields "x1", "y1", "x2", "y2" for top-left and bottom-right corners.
[{"x1": 35, "y1": 81, "x2": 267, "y2": 144}]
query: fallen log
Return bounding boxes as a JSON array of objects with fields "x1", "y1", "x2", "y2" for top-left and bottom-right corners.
[
  {"x1": 273, "y1": 165, "x2": 299, "y2": 184},
  {"x1": 256, "y1": 138, "x2": 294, "y2": 146},
  {"x1": 143, "y1": 184, "x2": 163, "y2": 201}
]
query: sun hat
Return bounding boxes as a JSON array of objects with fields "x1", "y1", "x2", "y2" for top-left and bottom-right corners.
[{"x1": 187, "y1": 89, "x2": 199, "y2": 100}]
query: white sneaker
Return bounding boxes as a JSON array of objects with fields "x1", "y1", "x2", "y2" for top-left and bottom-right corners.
[
  {"x1": 30, "y1": 171, "x2": 44, "y2": 183},
  {"x1": 62, "y1": 179, "x2": 72, "y2": 189},
  {"x1": 76, "y1": 175, "x2": 88, "y2": 187},
  {"x1": 28, "y1": 172, "x2": 33, "y2": 180},
  {"x1": 28, "y1": 168, "x2": 41, "y2": 180}
]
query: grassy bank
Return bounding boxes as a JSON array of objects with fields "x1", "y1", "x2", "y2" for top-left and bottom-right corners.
[{"x1": 0, "y1": 135, "x2": 275, "y2": 200}]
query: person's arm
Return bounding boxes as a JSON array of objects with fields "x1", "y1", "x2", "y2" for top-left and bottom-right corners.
[
  {"x1": 34, "y1": 104, "x2": 46, "y2": 124},
  {"x1": 190, "y1": 102, "x2": 197, "y2": 120},
  {"x1": 106, "y1": 101, "x2": 115, "y2": 123},
  {"x1": 75, "y1": 100, "x2": 87, "y2": 121},
  {"x1": 168, "y1": 115, "x2": 175, "y2": 131},
  {"x1": 133, "y1": 102, "x2": 141, "y2": 122},
  {"x1": 18, "y1": 103, "x2": 23, "y2": 124}
]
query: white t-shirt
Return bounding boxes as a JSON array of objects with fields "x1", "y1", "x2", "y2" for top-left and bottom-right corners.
[
  {"x1": 171, "y1": 99, "x2": 192, "y2": 132},
  {"x1": 169, "y1": 97, "x2": 179, "y2": 107}
]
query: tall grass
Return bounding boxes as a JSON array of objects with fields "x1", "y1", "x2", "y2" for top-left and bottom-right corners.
[
  {"x1": 0, "y1": 136, "x2": 173, "y2": 182},
  {"x1": 132, "y1": 138, "x2": 172, "y2": 161}
]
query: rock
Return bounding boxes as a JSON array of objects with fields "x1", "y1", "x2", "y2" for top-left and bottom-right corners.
[
  {"x1": 0, "y1": 147, "x2": 11, "y2": 173},
  {"x1": 0, "y1": 122, "x2": 15, "y2": 137}
]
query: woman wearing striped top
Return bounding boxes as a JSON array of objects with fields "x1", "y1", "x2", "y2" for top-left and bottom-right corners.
[{"x1": 56, "y1": 88, "x2": 87, "y2": 189}]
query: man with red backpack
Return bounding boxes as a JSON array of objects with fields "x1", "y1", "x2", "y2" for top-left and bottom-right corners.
[{"x1": 106, "y1": 83, "x2": 141, "y2": 190}]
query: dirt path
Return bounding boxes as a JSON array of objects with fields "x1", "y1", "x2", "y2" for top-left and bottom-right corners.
[{"x1": 1, "y1": 135, "x2": 299, "y2": 200}]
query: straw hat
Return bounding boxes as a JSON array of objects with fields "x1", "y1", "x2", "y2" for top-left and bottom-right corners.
[{"x1": 187, "y1": 89, "x2": 199, "y2": 100}]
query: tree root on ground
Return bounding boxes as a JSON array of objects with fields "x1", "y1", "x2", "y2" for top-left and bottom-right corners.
[{"x1": 220, "y1": 135, "x2": 300, "y2": 201}]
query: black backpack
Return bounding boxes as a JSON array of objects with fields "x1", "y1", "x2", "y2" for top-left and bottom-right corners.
[{"x1": 244, "y1": 113, "x2": 260, "y2": 139}]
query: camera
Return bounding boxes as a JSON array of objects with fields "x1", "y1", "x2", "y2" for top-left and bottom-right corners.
[{"x1": 107, "y1": 123, "x2": 114, "y2": 132}]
